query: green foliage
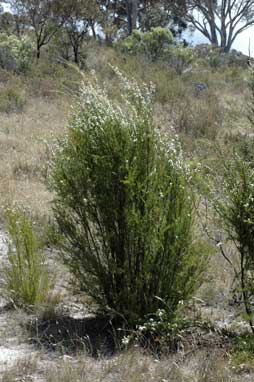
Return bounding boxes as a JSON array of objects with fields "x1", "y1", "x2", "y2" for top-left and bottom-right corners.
[
  {"x1": 115, "y1": 27, "x2": 173, "y2": 60},
  {"x1": 40, "y1": 218, "x2": 64, "y2": 248},
  {"x1": 0, "y1": 33, "x2": 34, "y2": 73},
  {"x1": 143, "y1": 27, "x2": 173, "y2": 59},
  {"x1": 214, "y1": 148, "x2": 254, "y2": 331},
  {"x1": 114, "y1": 30, "x2": 143, "y2": 55},
  {"x1": 132, "y1": 299, "x2": 192, "y2": 350},
  {"x1": 139, "y1": 4, "x2": 170, "y2": 31},
  {"x1": 50, "y1": 70, "x2": 207, "y2": 326},
  {"x1": 115, "y1": 29, "x2": 194, "y2": 73},
  {"x1": 4, "y1": 208, "x2": 51, "y2": 308},
  {"x1": 231, "y1": 334, "x2": 254, "y2": 367},
  {"x1": 166, "y1": 45, "x2": 195, "y2": 75},
  {"x1": 132, "y1": 308, "x2": 214, "y2": 353}
]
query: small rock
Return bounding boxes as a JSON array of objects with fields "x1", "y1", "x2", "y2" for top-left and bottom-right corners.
[{"x1": 194, "y1": 82, "x2": 208, "y2": 92}]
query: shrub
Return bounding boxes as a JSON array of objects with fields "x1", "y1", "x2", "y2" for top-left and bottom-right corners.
[
  {"x1": 0, "y1": 33, "x2": 34, "y2": 73},
  {"x1": 143, "y1": 27, "x2": 173, "y2": 59},
  {"x1": 115, "y1": 27, "x2": 173, "y2": 60},
  {"x1": 4, "y1": 208, "x2": 51, "y2": 308},
  {"x1": 50, "y1": 70, "x2": 207, "y2": 326},
  {"x1": 166, "y1": 45, "x2": 195, "y2": 75},
  {"x1": 213, "y1": 148, "x2": 254, "y2": 332},
  {"x1": 115, "y1": 30, "x2": 194, "y2": 73}
]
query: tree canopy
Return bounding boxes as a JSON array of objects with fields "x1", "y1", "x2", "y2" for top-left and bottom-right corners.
[{"x1": 2, "y1": 0, "x2": 254, "y2": 56}]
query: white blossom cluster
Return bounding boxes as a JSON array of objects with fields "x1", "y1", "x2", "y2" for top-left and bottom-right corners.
[{"x1": 52, "y1": 68, "x2": 190, "y2": 190}]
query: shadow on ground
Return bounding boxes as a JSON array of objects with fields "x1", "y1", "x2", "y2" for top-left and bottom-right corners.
[
  {"x1": 27, "y1": 312, "x2": 237, "y2": 359},
  {"x1": 28, "y1": 314, "x2": 124, "y2": 356}
]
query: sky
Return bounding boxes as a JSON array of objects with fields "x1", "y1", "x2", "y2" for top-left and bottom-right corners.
[
  {"x1": 183, "y1": 26, "x2": 254, "y2": 57},
  {"x1": 1, "y1": 2, "x2": 254, "y2": 56}
]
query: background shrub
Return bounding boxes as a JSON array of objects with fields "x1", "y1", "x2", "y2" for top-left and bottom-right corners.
[
  {"x1": 166, "y1": 45, "x2": 195, "y2": 75},
  {"x1": 50, "y1": 71, "x2": 207, "y2": 326},
  {"x1": 0, "y1": 33, "x2": 34, "y2": 73},
  {"x1": 115, "y1": 27, "x2": 173, "y2": 60},
  {"x1": 115, "y1": 29, "x2": 194, "y2": 74},
  {"x1": 214, "y1": 148, "x2": 254, "y2": 332}
]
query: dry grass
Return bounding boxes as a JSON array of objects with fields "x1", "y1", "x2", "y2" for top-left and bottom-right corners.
[
  {"x1": 0, "y1": 356, "x2": 38, "y2": 382},
  {"x1": 41, "y1": 348, "x2": 248, "y2": 382},
  {"x1": 0, "y1": 96, "x2": 70, "y2": 219},
  {"x1": 0, "y1": 347, "x2": 250, "y2": 382}
]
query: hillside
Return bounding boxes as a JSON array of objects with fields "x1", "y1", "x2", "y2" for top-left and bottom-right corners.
[{"x1": 1, "y1": 40, "x2": 254, "y2": 382}]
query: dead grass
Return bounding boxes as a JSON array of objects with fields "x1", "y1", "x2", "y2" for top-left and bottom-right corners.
[
  {"x1": 42, "y1": 348, "x2": 248, "y2": 382},
  {"x1": 0, "y1": 347, "x2": 250, "y2": 382},
  {"x1": 0, "y1": 96, "x2": 70, "y2": 219},
  {"x1": 0, "y1": 356, "x2": 38, "y2": 382}
]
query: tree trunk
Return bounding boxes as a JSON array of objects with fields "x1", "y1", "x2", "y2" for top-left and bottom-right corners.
[
  {"x1": 210, "y1": 25, "x2": 218, "y2": 46},
  {"x1": 36, "y1": 43, "x2": 41, "y2": 59},
  {"x1": 89, "y1": 19, "x2": 96, "y2": 40},
  {"x1": 220, "y1": 15, "x2": 227, "y2": 51},
  {"x1": 241, "y1": 251, "x2": 254, "y2": 334},
  {"x1": 126, "y1": 0, "x2": 132, "y2": 34},
  {"x1": 71, "y1": 35, "x2": 80, "y2": 64},
  {"x1": 74, "y1": 45, "x2": 79, "y2": 64},
  {"x1": 224, "y1": 33, "x2": 234, "y2": 52},
  {"x1": 209, "y1": 9, "x2": 218, "y2": 46},
  {"x1": 14, "y1": 16, "x2": 21, "y2": 37},
  {"x1": 126, "y1": 0, "x2": 138, "y2": 35},
  {"x1": 223, "y1": 44, "x2": 231, "y2": 53},
  {"x1": 131, "y1": 0, "x2": 138, "y2": 32}
]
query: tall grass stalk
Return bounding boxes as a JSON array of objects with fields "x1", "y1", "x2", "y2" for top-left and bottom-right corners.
[{"x1": 4, "y1": 208, "x2": 51, "y2": 308}]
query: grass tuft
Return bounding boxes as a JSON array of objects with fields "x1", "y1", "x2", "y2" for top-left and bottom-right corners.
[{"x1": 3, "y1": 207, "x2": 52, "y2": 308}]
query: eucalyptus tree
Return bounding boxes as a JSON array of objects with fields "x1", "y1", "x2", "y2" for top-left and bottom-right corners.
[
  {"x1": 98, "y1": 0, "x2": 183, "y2": 37},
  {"x1": 176, "y1": 0, "x2": 254, "y2": 52},
  {"x1": 5, "y1": 0, "x2": 72, "y2": 58},
  {"x1": 63, "y1": 0, "x2": 99, "y2": 64}
]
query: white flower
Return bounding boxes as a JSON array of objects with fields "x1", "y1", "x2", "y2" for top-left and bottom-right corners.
[{"x1": 122, "y1": 336, "x2": 130, "y2": 345}]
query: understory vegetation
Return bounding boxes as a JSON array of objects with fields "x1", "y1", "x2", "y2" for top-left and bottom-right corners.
[
  {"x1": 1, "y1": 29, "x2": 254, "y2": 380},
  {"x1": 4, "y1": 207, "x2": 51, "y2": 308}
]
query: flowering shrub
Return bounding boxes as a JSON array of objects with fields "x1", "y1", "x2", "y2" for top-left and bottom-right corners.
[
  {"x1": 50, "y1": 70, "x2": 207, "y2": 326},
  {"x1": 122, "y1": 297, "x2": 205, "y2": 351},
  {"x1": 133, "y1": 309, "x2": 191, "y2": 351}
]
